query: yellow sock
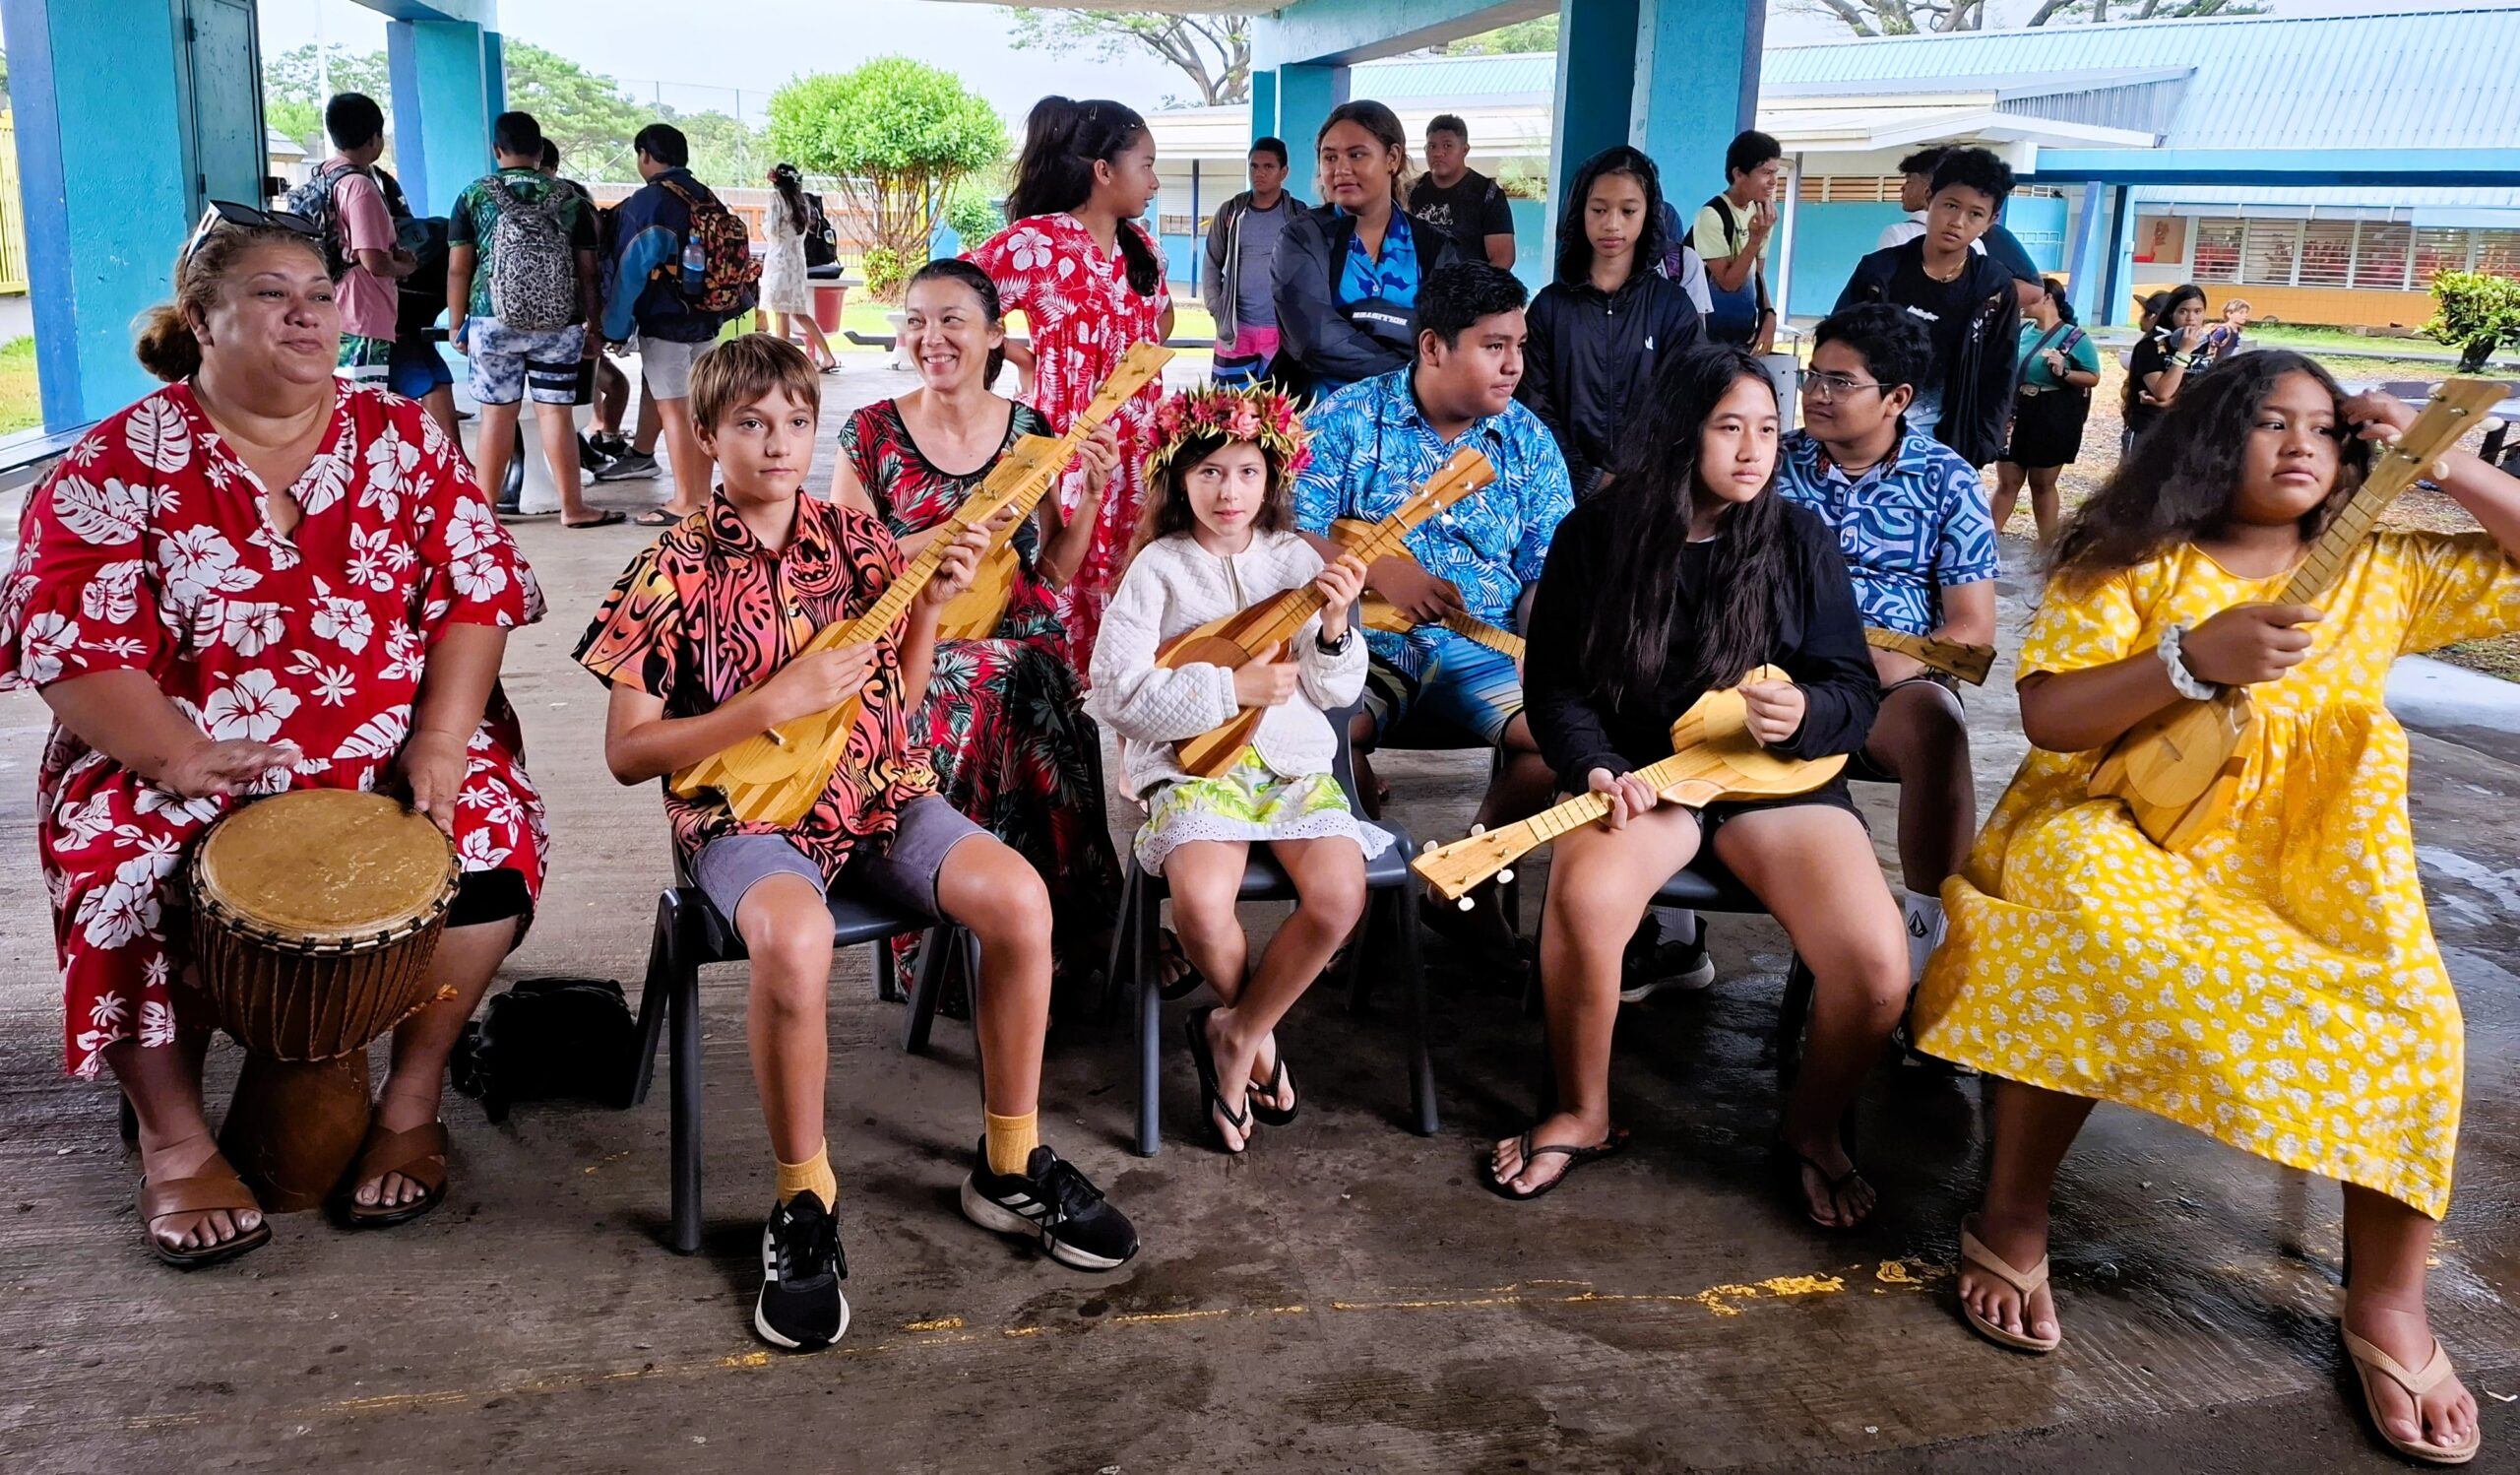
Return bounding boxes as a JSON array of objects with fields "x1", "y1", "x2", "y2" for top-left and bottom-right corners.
[
  {"x1": 984, "y1": 1111, "x2": 1040, "y2": 1176},
  {"x1": 775, "y1": 1143, "x2": 837, "y2": 1208}
]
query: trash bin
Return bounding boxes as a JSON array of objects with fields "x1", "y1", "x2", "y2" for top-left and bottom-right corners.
[{"x1": 812, "y1": 280, "x2": 849, "y2": 334}]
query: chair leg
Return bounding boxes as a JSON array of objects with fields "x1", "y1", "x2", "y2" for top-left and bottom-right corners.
[
  {"x1": 631, "y1": 892, "x2": 677, "y2": 1107},
  {"x1": 876, "y1": 940, "x2": 905, "y2": 1004},
  {"x1": 1776, "y1": 953, "x2": 1817, "y2": 1089},
  {"x1": 1346, "y1": 897, "x2": 1376, "y2": 1016},
  {"x1": 1099, "y1": 866, "x2": 1139, "y2": 1024},
  {"x1": 903, "y1": 926, "x2": 950, "y2": 1056},
  {"x1": 667, "y1": 944, "x2": 704, "y2": 1256},
  {"x1": 1395, "y1": 889, "x2": 1439, "y2": 1136},
  {"x1": 1134, "y1": 908, "x2": 1163, "y2": 1158},
  {"x1": 961, "y1": 931, "x2": 986, "y2": 1080}
]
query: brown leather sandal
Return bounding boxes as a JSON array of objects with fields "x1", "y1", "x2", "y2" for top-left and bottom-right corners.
[
  {"x1": 139, "y1": 1166, "x2": 273, "y2": 1268},
  {"x1": 336, "y1": 1122, "x2": 450, "y2": 1229}
]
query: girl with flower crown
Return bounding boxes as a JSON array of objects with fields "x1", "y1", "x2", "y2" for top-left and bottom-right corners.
[{"x1": 1090, "y1": 387, "x2": 1382, "y2": 1154}]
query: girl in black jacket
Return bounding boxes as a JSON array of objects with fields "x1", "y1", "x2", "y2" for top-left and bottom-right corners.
[
  {"x1": 1519, "y1": 146, "x2": 1704, "y2": 497},
  {"x1": 1488, "y1": 345, "x2": 1907, "y2": 1229},
  {"x1": 1268, "y1": 99, "x2": 1464, "y2": 404}
]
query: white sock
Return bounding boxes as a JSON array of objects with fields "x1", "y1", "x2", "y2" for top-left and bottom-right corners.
[{"x1": 1901, "y1": 888, "x2": 1947, "y2": 987}]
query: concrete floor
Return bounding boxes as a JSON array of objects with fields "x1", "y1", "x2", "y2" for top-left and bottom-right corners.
[{"x1": 2, "y1": 360, "x2": 2517, "y2": 1473}]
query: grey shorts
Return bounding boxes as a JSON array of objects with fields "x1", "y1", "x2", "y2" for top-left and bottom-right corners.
[
  {"x1": 634, "y1": 334, "x2": 704, "y2": 401},
  {"x1": 692, "y1": 795, "x2": 985, "y2": 923}
]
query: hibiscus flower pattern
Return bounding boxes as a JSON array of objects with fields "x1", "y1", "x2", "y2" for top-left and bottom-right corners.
[
  {"x1": 0, "y1": 383, "x2": 549, "y2": 1078},
  {"x1": 967, "y1": 213, "x2": 1169, "y2": 677}
]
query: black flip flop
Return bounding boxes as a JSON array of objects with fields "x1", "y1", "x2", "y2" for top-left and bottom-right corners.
[
  {"x1": 1247, "y1": 1053, "x2": 1297, "y2": 1127},
  {"x1": 1155, "y1": 927, "x2": 1205, "y2": 1002},
  {"x1": 1780, "y1": 1140, "x2": 1874, "y2": 1231},
  {"x1": 633, "y1": 507, "x2": 682, "y2": 528},
  {"x1": 1182, "y1": 1006, "x2": 1252, "y2": 1154},
  {"x1": 1482, "y1": 1126, "x2": 1630, "y2": 1202},
  {"x1": 563, "y1": 509, "x2": 627, "y2": 530}
]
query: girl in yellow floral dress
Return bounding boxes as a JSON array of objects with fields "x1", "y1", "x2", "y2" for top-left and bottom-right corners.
[{"x1": 1913, "y1": 352, "x2": 2520, "y2": 1465}]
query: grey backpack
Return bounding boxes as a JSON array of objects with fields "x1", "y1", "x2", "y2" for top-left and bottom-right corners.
[{"x1": 484, "y1": 176, "x2": 576, "y2": 332}]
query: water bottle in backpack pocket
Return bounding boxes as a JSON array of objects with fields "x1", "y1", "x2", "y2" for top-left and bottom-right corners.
[
  {"x1": 483, "y1": 176, "x2": 578, "y2": 332},
  {"x1": 658, "y1": 176, "x2": 761, "y2": 320}
]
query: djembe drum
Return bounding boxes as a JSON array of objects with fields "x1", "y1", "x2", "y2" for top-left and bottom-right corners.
[{"x1": 190, "y1": 791, "x2": 460, "y2": 1211}]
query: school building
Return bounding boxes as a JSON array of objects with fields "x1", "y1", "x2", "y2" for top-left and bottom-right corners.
[{"x1": 1147, "y1": 4, "x2": 2520, "y2": 334}]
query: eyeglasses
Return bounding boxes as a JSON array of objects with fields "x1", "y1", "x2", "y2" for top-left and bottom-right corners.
[
  {"x1": 1802, "y1": 370, "x2": 1887, "y2": 404},
  {"x1": 180, "y1": 201, "x2": 319, "y2": 266}
]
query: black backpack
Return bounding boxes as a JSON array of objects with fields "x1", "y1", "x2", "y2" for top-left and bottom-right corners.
[
  {"x1": 449, "y1": 976, "x2": 639, "y2": 1122},
  {"x1": 803, "y1": 192, "x2": 839, "y2": 269},
  {"x1": 283, "y1": 160, "x2": 366, "y2": 279}
]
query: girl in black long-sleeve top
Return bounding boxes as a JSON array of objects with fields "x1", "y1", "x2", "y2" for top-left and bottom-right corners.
[{"x1": 1489, "y1": 345, "x2": 1911, "y2": 1230}]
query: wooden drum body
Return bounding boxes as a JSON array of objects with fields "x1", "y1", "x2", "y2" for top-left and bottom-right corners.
[{"x1": 190, "y1": 791, "x2": 459, "y2": 1211}]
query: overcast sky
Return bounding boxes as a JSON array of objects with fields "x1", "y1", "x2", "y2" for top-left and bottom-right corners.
[{"x1": 254, "y1": 0, "x2": 2491, "y2": 130}]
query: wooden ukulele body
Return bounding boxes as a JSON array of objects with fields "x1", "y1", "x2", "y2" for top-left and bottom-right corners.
[
  {"x1": 936, "y1": 543, "x2": 1023, "y2": 642},
  {"x1": 1411, "y1": 668, "x2": 1846, "y2": 903},
  {"x1": 2088, "y1": 687, "x2": 2254, "y2": 851},
  {"x1": 1155, "y1": 611, "x2": 1292, "y2": 777}
]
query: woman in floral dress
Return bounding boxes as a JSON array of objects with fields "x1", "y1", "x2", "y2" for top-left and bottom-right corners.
[
  {"x1": 967, "y1": 96, "x2": 1173, "y2": 674},
  {"x1": 0, "y1": 220, "x2": 546, "y2": 1264},
  {"x1": 832, "y1": 259, "x2": 1122, "y2": 1002}
]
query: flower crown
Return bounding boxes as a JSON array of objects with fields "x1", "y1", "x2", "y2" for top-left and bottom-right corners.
[{"x1": 1145, "y1": 385, "x2": 1312, "y2": 483}]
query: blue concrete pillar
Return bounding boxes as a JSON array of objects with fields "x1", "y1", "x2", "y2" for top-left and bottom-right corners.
[
  {"x1": 2066, "y1": 180, "x2": 2110, "y2": 325},
  {"x1": 1275, "y1": 63, "x2": 1349, "y2": 206},
  {"x1": 3, "y1": 0, "x2": 201, "y2": 428},
  {"x1": 2101, "y1": 184, "x2": 2136, "y2": 329},
  {"x1": 1250, "y1": 70, "x2": 1280, "y2": 149},
  {"x1": 1630, "y1": 0, "x2": 1764, "y2": 192},
  {"x1": 386, "y1": 19, "x2": 493, "y2": 217},
  {"x1": 1549, "y1": 0, "x2": 1640, "y2": 224}
]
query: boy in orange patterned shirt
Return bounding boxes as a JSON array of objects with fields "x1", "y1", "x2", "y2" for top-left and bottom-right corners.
[{"x1": 578, "y1": 336, "x2": 1139, "y2": 1353}]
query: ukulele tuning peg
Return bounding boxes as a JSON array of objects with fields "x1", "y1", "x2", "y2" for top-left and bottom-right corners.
[
  {"x1": 1457, "y1": 897, "x2": 1476, "y2": 913},
  {"x1": 1469, "y1": 823, "x2": 1486, "y2": 836},
  {"x1": 1496, "y1": 868, "x2": 1515, "y2": 886},
  {"x1": 1419, "y1": 840, "x2": 1436, "y2": 856}
]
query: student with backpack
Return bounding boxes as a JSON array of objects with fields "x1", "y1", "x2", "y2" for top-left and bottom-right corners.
[
  {"x1": 762, "y1": 162, "x2": 840, "y2": 372},
  {"x1": 598, "y1": 123, "x2": 760, "y2": 526},
  {"x1": 1991, "y1": 277, "x2": 2101, "y2": 550},
  {"x1": 448, "y1": 111, "x2": 617, "y2": 529},
  {"x1": 1692, "y1": 131, "x2": 1781, "y2": 353},
  {"x1": 293, "y1": 93, "x2": 416, "y2": 390}
]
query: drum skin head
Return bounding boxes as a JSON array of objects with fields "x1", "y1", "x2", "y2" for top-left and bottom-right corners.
[{"x1": 194, "y1": 792, "x2": 457, "y2": 942}]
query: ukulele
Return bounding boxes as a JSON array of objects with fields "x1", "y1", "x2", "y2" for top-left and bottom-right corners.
[
  {"x1": 1411, "y1": 667, "x2": 1847, "y2": 905},
  {"x1": 1330, "y1": 518, "x2": 1527, "y2": 661},
  {"x1": 1864, "y1": 628, "x2": 1994, "y2": 685},
  {"x1": 673, "y1": 344, "x2": 1172, "y2": 828},
  {"x1": 2089, "y1": 376, "x2": 2505, "y2": 850},
  {"x1": 931, "y1": 343, "x2": 1173, "y2": 642},
  {"x1": 1158, "y1": 447, "x2": 1498, "y2": 779}
]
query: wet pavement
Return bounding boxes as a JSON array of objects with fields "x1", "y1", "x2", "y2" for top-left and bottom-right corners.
[{"x1": 0, "y1": 360, "x2": 2514, "y2": 1472}]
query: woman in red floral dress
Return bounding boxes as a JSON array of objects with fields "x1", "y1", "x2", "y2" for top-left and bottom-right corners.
[
  {"x1": 833, "y1": 260, "x2": 1122, "y2": 1002},
  {"x1": 0, "y1": 222, "x2": 546, "y2": 1264},
  {"x1": 968, "y1": 97, "x2": 1173, "y2": 675}
]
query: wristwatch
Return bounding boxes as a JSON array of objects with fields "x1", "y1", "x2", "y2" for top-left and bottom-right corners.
[
  {"x1": 2157, "y1": 622, "x2": 2222, "y2": 701},
  {"x1": 1313, "y1": 626, "x2": 1354, "y2": 656}
]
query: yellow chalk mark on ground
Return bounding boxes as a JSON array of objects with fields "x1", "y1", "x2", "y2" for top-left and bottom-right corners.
[
  {"x1": 904, "y1": 1316, "x2": 964, "y2": 1332},
  {"x1": 1003, "y1": 1325, "x2": 1045, "y2": 1338},
  {"x1": 1875, "y1": 1259, "x2": 1926, "y2": 1285},
  {"x1": 1111, "y1": 1307, "x2": 1232, "y2": 1325},
  {"x1": 723, "y1": 1351, "x2": 771, "y2": 1369}
]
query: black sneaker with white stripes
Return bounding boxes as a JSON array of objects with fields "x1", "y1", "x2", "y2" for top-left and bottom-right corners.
[
  {"x1": 755, "y1": 1191, "x2": 849, "y2": 1351},
  {"x1": 960, "y1": 1142, "x2": 1139, "y2": 1271}
]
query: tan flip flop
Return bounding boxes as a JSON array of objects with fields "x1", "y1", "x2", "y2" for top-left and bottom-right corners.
[
  {"x1": 139, "y1": 1167, "x2": 273, "y2": 1268},
  {"x1": 2342, "y1": 1327, "x2": 2481, "y2": 1465},
  {"x1": 1958, "y1": 1216, "x2": 2062, "y2": 1354}
]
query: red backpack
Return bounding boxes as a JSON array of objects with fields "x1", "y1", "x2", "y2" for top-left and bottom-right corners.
[{"x1": 658, "y1": 176, "x2": 760, "y2": 319}]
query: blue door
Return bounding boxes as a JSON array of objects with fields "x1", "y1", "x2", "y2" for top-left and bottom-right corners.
[{"x1": 178, "y1": 0, "x2": 269, "y2": 211}]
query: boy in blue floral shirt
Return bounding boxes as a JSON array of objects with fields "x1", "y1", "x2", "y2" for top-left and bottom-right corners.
[
  {"x1": 1775, "y1": 304, "x2": 1997, "y2": 1022},
  {"x1": 1295, "y1": 264, "x2": 1573, "y2": 950}
]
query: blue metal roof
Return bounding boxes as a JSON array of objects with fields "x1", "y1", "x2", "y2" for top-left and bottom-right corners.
[
  {"x1": 1349, "y1": 52, "x2": 1557, "y2": 100},
  {"x1": 1759, "y1": 5, "x2": 2520, "y2": 154}
]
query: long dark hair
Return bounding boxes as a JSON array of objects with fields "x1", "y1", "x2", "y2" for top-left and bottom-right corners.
[
  {"x1": 2124, "y1": 283, "x2": 2210, "y2": 417},
  {"x1": 1581, "y1": 345, "x2": 1793, "y2": 703},
  {"x1": 905, "y1": 258, "x2": 1009, "y2": 389},
  {"x1": 1554, "y1": 146, "x2": 1667, "y2": 287},
  {"x1": 2055, "y1": 350, "x2": 2369, "y2": 588},
  {"x1": 1316, "y1": 99, "x2": 1412, "y2": 207},
  {"x1": 1004, "y1": 96, "x2": 1161, "y2": 297},
  {"x1": 770, "y1": 161, "x2": 808, "y2": 234},
  {"x1": 1133, "y1": 435, "x2": 1293, "y2": 553}
]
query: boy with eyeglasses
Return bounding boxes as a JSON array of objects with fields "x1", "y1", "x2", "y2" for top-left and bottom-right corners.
[{"x1": 1773, "y1": 306, "x2": 1996, "y2": 1063}]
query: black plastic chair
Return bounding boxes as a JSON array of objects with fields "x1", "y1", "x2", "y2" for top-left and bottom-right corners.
[
  {"x1": 1103, "y1": 705, "x2": 1435, "y2": 1155},
  {"x1": 629, "y1": 874, "x2": 976, "y2": 1254}
]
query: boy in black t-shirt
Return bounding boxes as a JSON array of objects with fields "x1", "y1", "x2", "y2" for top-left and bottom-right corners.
[
  {"x1": 1834, "y1": 147, "x2": 2023, "y2": 469},
  {"x1": 1408, "y1": 114, "x2": 1516, "y2": 270}
]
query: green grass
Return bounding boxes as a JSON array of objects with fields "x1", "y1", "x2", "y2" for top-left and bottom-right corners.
[{"x1": 0, "y1": 339, "x2": 39, "y2": 437}]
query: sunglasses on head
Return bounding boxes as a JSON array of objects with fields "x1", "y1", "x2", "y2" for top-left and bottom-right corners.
[{"x1": 181, "y1": 201, "x2": 320, "y2": 266}]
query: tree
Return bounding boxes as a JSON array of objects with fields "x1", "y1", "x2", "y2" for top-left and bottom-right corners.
[
  {"x1": 262, "y1": 42, "x2": 393, "y2": 152},
  {"x1": 767, "y1": 59, "x2": 1008, "y2": 298},
  {"x1": 1792, "y1": 0, "x2": 2257, "y2": 36},
  {"x1": 1445, "y1": 17, "x2": 1561, "y2": 55},
  {"x1": 1001, "y1": 9, "x2": 1249, "y2": 106},
  {"x1": 664, "y1": 106, "x2": 767, "y2": 189},
  {"x1": 500, "y1": 39, "x2": 651, "y2": 181},
  {"x1": 2425, "y1": 271, "x2": 2520, "y2": 373}
]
